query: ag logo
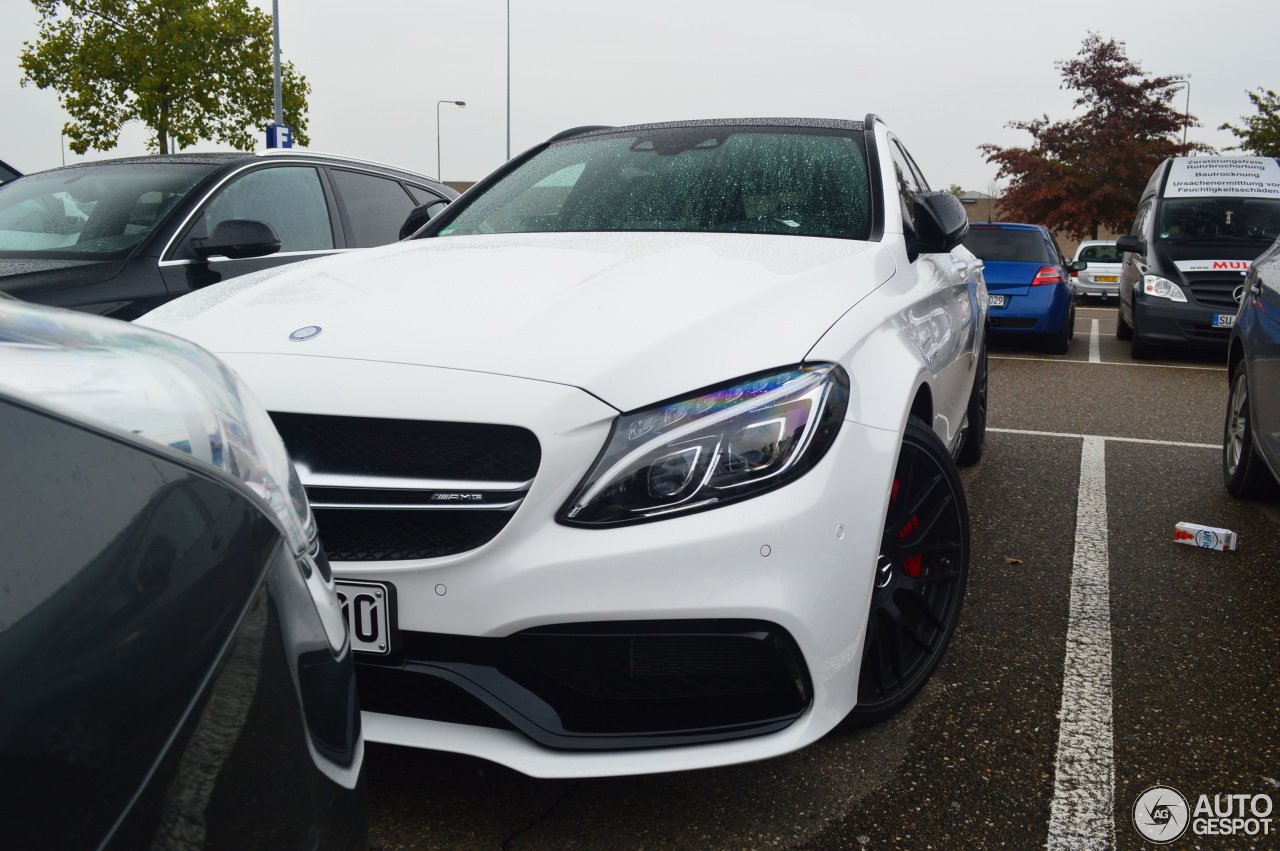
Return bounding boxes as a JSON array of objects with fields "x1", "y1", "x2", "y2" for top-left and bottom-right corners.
[{"x1": 1133, "y1": 785, "x2": 1190, "y2": 843}]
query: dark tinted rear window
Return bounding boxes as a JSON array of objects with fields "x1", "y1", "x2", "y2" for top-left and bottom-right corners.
[
  {"x1": 1079, "y1": 244, "x2": 1121, "y2": 262},
  {"x1": 962, "y1": 227, "x2": 1052, "y2": 263}
]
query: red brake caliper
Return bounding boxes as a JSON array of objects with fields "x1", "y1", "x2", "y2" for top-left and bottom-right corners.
[{"x1": 897, "y1": 510, "x2": 922, "y2": 577}]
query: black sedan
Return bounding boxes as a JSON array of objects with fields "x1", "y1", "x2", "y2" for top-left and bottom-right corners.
[
  {"x1": 0, "y1": 151, "x2": 456, "y2": 319},
  {"x1": 0, "y1": 299, "x2": 367, "y2": 849},
  {"x1": 1224, "y1": 236, "x2": 1280, "y2": 498}
]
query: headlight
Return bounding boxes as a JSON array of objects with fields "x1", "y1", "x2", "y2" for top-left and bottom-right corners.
[
  {"x1": 1142, "y1": 275, "x2": 1187, "y2": 302},
  {"x1": 559, "y1": 364, "x2": 849, "y2": 527},
  {"x1": 0, "y1": 300, "x2": 314, "y2": 556}
]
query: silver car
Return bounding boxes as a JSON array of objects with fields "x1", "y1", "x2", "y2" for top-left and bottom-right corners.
[{"x1": 1072, "y1": 239, "x2": 1122, "y2": 299}]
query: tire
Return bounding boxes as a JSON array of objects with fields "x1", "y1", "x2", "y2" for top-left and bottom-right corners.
[
  {"x1": 1116, "y1": 308, "x2": 1133, "y2": 341},
  {"x1": 1045, "y1": 306, "x2": 1071, "y2": 354},
  {"x1": 1129, "y1": 302, "x2": 1153, "y2": 359},
  {"x1": 1223, "y1": 360, "x2": 1280, "y2": 499},
  {"x1": 846, "y1": 415, "x2": 969, "y2": 727},
  {"x1": 956, "y1": 343, "x2": 987, "y2": 466}
]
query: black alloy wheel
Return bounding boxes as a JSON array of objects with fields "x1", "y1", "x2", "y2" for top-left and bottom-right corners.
[
  {"x1": 847, "y1": 416, "x2": 969, "y2": 726},
  {"x1": 1223, "y1": 360, "x2": 1279, "y2": 499}
]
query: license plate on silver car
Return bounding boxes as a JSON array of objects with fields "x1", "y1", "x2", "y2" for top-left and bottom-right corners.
[
  {"x1": 989, "y1": 294, "x2": 1006, "y2": 307},
  {"x1": 1213, "y1": 314, "x2": 1236, "y2": 328},
  {"x1": 336, "y1": 580, "x2": 396, "y2": 655}
]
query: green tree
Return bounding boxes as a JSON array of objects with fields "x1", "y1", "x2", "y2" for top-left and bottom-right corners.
[
  {"x1": 20, "y1": 0, "x2": 311, "y2": 155},
  {"x1": 1220, "y1": 88, "x2": 1280, "y2": 157},
  {"x1": 979, "y1": 33, "x2": 1208, "y2": 240}
]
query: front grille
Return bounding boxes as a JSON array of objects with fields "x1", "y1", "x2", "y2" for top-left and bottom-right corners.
[
  {"x1": 313, "y1": 508, "x2": 512, "y2": 561},
  {"x1": 511, "y1": 633, "x2": 791, "y2": 700},
  {"x1": 269, "y1": 413, "x2": 541, "y2": 561},
  {"x1": 355, "y1": 620, "x2": 812, "y2": 750},
  {"x1": 269, "y1": 412, "x2": 540, "y2": 480},
  {"x1": 1185, "y1": 276, "x2": 1246, "y2": 310}
]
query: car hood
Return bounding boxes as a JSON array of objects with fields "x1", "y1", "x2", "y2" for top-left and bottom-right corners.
[{"x1": 140, "y1": 231, "x2": 894, "y2": 412}]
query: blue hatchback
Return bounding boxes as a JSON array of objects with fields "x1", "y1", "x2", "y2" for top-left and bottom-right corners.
[
  {"x1": 1224, "y1": 236, "x2": 1280, "y2": 498},
  {"x1": 962, "y1": 223, "x2": 1081, "y2": 354}
]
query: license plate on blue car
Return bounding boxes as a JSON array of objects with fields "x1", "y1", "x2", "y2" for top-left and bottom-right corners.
[{"x1": 989, "y1": 295, "x2": 1006, "y2": 307}]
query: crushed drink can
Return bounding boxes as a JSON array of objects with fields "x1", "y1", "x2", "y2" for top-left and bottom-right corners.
[{"x1": 1174, "y1": 522, "x2": 1238, "y2": 552}]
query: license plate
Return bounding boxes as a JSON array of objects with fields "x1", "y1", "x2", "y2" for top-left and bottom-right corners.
[
  {"x1": 336, "y1": 580, "x2": 397, "y2": 655},
  {"x1": 1213, "y1": 314, "x2": 1236, "y2": 328},
  {"x1": 989, "y1": 294, "x2": 1006, "y2": 307},
  {"x1": 1095, "y1": 275, "x2": 1118, "y2": 282}
]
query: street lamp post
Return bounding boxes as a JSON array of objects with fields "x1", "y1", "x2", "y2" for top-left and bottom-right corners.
[
  {"x1": 1169, "y1": 79, "x2": 1191, "y2": 147},
  {"x1": 272, "y1": 0, "x2": 282, "y2": 126},
  {"x1": 437, "y1": 100, "x2": 466, "y2": 182},
  {"x1": 506, "y1": 0, "x2": 511, "y2": 160}
]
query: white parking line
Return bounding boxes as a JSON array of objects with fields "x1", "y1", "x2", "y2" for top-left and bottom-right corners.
[
  {"x1": 1046, "y1": 437, "x2": 1115, "y2": 850},
  {"x1": 990, "y1": 356, "x2": 1225, "y2": 372},
  {"x1": 1089, "y1": 320, "x2": 1101, "y2": 364},
  {"x1": 989, "y1": 427, "x2": 1217, "y2": 450}
]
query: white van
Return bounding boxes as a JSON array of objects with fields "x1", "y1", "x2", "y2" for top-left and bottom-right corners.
[{"x1": 1115, "y1": 156, "x2": 1280, "y2": 358}]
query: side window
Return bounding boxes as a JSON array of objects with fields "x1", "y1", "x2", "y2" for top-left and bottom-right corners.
[
  {"x1": 1132, "y1": 201, "x2": 1151, "y2": 241},
  {"x1": 330, "y1": 169, "x2": 418, "y2": 247},
  {"x1": 1047, "y1": 231, "x2": 1068, "y2": 265},
  {"x1": 406, "y1": 184, "x2": 445, "y2": 206},
  {"x1": 887, "y1": 139, "x2": 922, "y2": 232},
  {"x1": 201, "y1": 166, "x2": 333, "y2": 252}
]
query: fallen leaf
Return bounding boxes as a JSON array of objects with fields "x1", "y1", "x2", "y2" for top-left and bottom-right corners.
[{"x1": 1005, "y1": 557, "x2": 1023, "y2": 565}]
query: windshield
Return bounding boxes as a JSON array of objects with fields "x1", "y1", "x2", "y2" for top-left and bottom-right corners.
[
  {"x1": 961, "y1": 227, "x2": 1053, "y2": 263},
  {"x1": 1157, "y1": 197, "x2": 1280, "y2": 244},
  {"x1": 437, "y1": 127, "x2": 872, "y2": 240},
  {"x1": 0, "y1": 162, "x2": 213, "y2": 261}
]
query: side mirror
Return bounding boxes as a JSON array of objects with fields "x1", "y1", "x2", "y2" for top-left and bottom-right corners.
[
  {"x1": 399, "y1": 200, "x2": 450, "y2": 241},
  {"x1": 909, "y1": 191, "x2": 970, "y2": 257},
  {"x1": 192, "y1": 219, "x2": 281, "y2": 260},
  {"x1": 1114, "y1": 234, "x2": 1144, "y2": 255},
  {"x1": 1070, "y1": 260, "x2": 1088, "y2": 272}
]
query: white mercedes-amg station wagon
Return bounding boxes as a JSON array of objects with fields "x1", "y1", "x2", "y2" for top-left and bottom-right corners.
[{"x1": 141, "y1": 116, "x2": 988, "y2": 778}]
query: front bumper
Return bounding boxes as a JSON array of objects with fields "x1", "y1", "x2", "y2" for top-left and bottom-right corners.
[
  {"x1": 225, "y1": 354, "x2": 900, "y2": 777},
  {"x1": 1135, "y1": 297, "x2": 1233, "y2": 350}
]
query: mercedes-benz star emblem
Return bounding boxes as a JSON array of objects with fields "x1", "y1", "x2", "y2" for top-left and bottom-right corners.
[
  {"x1": 1234, "y1": 285, "x2": 1246, "y2": 305},
  {"x1": 289, "y1": 325, "x2": 323, "y2": 342}
]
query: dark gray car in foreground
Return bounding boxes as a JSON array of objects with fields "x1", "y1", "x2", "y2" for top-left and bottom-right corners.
[{"x1": 0, "y1": 299, "x2": 367, "y2": 849}]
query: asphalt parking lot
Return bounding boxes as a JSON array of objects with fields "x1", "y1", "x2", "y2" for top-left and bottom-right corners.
[{"x1": 366, "y1": 304, "x2": 1280, "y2": 851}]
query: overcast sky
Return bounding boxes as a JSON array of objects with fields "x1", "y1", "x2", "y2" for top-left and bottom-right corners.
[{"x1": 2, "y1": 0, "x2": 1276, "y2": 192}]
